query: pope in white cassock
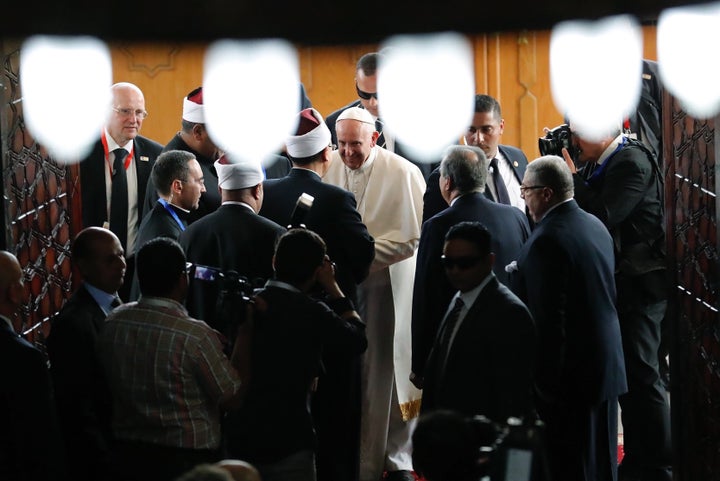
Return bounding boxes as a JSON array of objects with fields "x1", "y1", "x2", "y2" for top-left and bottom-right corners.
[{"x1": 323, "y1": 107, "x2": 425, "y2": 481}]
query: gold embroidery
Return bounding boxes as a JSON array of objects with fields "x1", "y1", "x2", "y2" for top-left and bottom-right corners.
[{"x1": 399, "y1": 398, "x2": 422, "y2": 421}]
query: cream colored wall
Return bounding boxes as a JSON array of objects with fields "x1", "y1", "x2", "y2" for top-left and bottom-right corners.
[{"x1": 111, "y1": 26, "x2": 657, "y2": 159}]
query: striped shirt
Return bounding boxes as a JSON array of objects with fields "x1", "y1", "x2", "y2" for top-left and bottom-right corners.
[{"x1": 98, "y1": 296, "x2": 241, "y2": 449}]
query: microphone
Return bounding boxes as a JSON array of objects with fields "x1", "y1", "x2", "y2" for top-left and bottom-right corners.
[{"x1": 288, "y1": 193, "x2": 314, "y2": 229}]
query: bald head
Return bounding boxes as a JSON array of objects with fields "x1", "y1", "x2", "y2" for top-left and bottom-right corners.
[
  {"x1": 108, "y1": 82, "x2": 146, "y2": 145},
  {"x1": 0, "y1": 251, "x2": 21, "y2": 289},
  {"x1": 73, "y1": 227, "x2": 126, "y2": 294},
  {"x1": 216, "y1": 460, "x2": 262, "y2": 481},
  {"x1": 0, "y1": 251, "x2": 24, "y2": 319}
]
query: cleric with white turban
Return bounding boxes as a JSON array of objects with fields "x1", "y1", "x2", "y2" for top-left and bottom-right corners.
[{"x1": 285, "y1": 108, "x2": 332, "y2": 159}]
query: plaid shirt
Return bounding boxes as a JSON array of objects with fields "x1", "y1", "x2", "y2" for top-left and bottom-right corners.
[{"x1": 98, "y1": 296, "x2": 241, "y2": 449}]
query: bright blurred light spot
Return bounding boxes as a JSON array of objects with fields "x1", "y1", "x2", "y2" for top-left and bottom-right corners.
[
  {"x1": 658, "y1": 3, "x2": 720, "y2": 119},
  {"x1": 378, "y1": 32, "x2": 475, "y2": 163},
  {"x1": 550, "y1": 15, "x2": 642, "y2": 141},
  {"x1": 204, "y1": 39, "x2": 300, "y2": 166},
  {"x1": 21, "y1": 36, "x2": 112, "y2": 163}
]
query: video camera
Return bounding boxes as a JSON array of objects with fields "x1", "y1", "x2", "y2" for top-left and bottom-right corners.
[
  {"x1": 190, "y1": 263, "x2": 259, "y2": 333},
  {"x1": 538, "y1": 123, "x2": 579, "y2": 161},
  {"x1": 472, "y1": 416, "x2": 549, "y2": 481}
]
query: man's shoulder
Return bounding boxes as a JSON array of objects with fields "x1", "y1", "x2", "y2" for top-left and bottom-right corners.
[
  {"x1": 160, "y1": 133, "x2": 193, "y2": 155},
  {"x1": 139, "y1": 202, "x2": 169, "y2": 223},
  {"x1": 138, "y1": 205, "x2": 180, "y2": 241},
  {"x1": 615, "y1": 139, "x2": 658, "y2": 171},
  {"x1": 52, "y1": 288, "x2": 100, "y2": 321},
  {"x1": 0, "y1": 328, "x2": 44, "y2": 363},
  {"x1": 259, "y1": 286, "x2": 330, "y2": 318},
  {"x1": 135, "y1": 135, "x2": 164, "y2": 152},
  {"x1": 499, "y1": 144, "x2": 528, "y2": 161}
]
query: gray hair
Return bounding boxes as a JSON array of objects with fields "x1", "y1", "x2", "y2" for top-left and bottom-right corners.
[
  {"x1": 525, "y1": 155, "x2": 574, "y2": 200},
  {"x1": 439, "y1": 145, "x2": 488, "y2": 194}
]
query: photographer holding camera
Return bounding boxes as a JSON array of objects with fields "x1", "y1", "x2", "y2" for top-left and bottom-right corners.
[
  {"x1": 260, "y1": 107, "x2": 375, "y2": 481},
  {"x1": 542, "y1": 121, "x2": 670, "y2": 481},
  {"x1": 224, "y1": 228, "x2": 367, "y2": 481}
]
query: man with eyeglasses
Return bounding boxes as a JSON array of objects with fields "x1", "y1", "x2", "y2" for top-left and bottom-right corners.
[
  {"x1": 563, "y1": 123, "x2": 670, "y2": 481},
  {"x1": 80, "y1": 82, "x2": 163, "y2": 302},
  {"x1": 324, "y1": 51, "x2": 435, "y2": 181},
  {"x1": 411, "y1": 145, "x2": 530, "y2": 392},
  {"x1": 511, "y1": 155, "x2": 627, "y2": 481},
  {"x1": 419, "y1": 221, "x2": 536, "y2": 424}
]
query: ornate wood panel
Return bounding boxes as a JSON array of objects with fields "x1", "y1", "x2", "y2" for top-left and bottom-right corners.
[
  {"x1": 665, "y1": 94, "x2": 720, "y2": 480},
  {"x1": 0, "y1": 41, "x2": 80, "y2": 346}
]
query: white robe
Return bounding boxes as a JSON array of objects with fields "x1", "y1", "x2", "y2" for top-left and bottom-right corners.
[{"x1": 323, "y1": 146, "x2": 425, "y2": 479}]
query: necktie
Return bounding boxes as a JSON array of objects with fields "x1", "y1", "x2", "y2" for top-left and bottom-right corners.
[
  {"x1": 436, "y1": 296, "x2": 465, "y2": 366},
  {"x1": 375, "y1": 118, "x2": 386, "y2": 149},
  {"x1": 489, "y1": 157, "x2": 511, "y2": 205},
  {"x1": 110, "y1": 148, "x2": 129, "y2": 252},
  {"x1": 111, "y1": 296, "x2": 122, "y2": 308}
]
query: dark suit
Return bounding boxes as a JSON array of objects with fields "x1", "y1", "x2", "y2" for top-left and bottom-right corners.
[
  {"x1": 1, "y1": 319, "x2": 64, "y2": 481},
  {"x1": 260, "y1": 168, "x2": 374, "y2": 303},
  {"x1": 512, "y1": 199, "x2": 627, "y2": 481},
  {"x1": 80, "y1": 135, "x2": 163, "y2": 248},
  {"x1": 179, "y1": 203, "x2": 285, "y2": 335},
  {"x1": 326, "y1": 101, "x2": 436, "y2": 180},
  {"x1": 143, "y1": 133, "x2": 220, "y2": 224},
  {"x1": 412, "y1": 192, "x2": 530, "y2": 377},
  {"x1": 129, "y1": 201, "x2": 190, "y2": 300},
  {"x1": 422, "y1": 144, "x2": 529, "y2": 224},
  {"x1": 46, "y1": 285, "x2": 114, "y2": 481},
  {"x1": 421, "y1": 276, "x2": 536, "y2": 422},
  {"x1": 573, "y1": 137, "x2": 670, "y2": 480},
  {"x1": 225, "y1": 283, "x2": 367, "y2": 471},
  {"x1": 80, "y1": 135, "x2": 163, "y2": 301},
  {"x1": 259, "y1": 167, "x2": 374, "y2": 481}
]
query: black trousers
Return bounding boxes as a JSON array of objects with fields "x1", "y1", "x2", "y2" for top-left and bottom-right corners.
[
  {"x1": 537, "y1": 397, "x2": 618, "y2": 481},
  {"x1": 616, "y1": 273, "x2": 672, "y2": 481}
]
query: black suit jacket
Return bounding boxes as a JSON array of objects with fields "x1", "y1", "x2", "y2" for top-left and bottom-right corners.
[
  {"x1": 129, "y1": 201, "x2": 190, "y2": 301},
  {"x1": 422, "y1": 144, "x2": 529, "y2": 224},
  {"x1": 225, "y1": 283, "x2": 367, "y2": 463},
  {"x1": 1, "y1": 320, "x2": 64, "y2": 481},
  {"x1": 411, "y1": 192, "x2": 530, "y2": 377},
  {"x1": 179, "y1": 204, "x2": 285, "y2": 333},
  {"x1": 260, "y1": 168, "x2": 374, "y2": 303},
  {"x1": 46, "y1": 284, "x2": 113, "y2": 481},
  {"x1": 259, "y1": 168, "x2": 374, "y2": 481},
  {"x1": 512, "y1": 200, "x2": 627, "y2": 405},
  {"x1": 80, "y1": 135, "x2": 163, "y2": 253},
  {"x1": 326, "y1": 101, "x2": 436, "y2": 180},
  {"x1": 421, "y1": 277, "x2": 536, "y2": 423},
  {"x1": 573, "y1": 138, "x2": 665, "y2": 284}
]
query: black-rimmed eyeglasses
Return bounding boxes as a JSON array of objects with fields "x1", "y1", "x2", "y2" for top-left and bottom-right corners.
[{"x1": 519, "y1": 185, "x2": 546, "y2": 194}]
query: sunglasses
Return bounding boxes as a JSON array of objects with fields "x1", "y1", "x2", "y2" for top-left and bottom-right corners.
[
  {"x1": 356, "y1": 82, "x2": 378, "y2": 100},
  {"x1": 441, "y1": 255, "x2": 483, "y2": 270}
]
